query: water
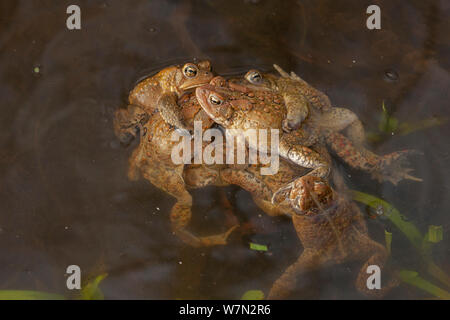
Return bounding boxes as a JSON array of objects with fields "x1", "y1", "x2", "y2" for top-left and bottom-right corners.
[{"x1": 0, "y1": 0, "x2": 448, "y2": 299}]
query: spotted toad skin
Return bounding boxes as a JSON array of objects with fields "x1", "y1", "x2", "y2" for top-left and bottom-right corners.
[
  {"x1": 242, "y1": 65, "x2": 421, "y2": 185},
  {"x1": 242, "y1": 64, "x2": 332, "y2": 132},
  {"x1": 113, "y1": 61, "x2": 213, "y2": 143},
  {"x1": 125, "y1": 90, "x2": 237, "y2": 247},
  {"x1": 221, "y1": 171, "x2": 399, "y2": 299},
  {"x1": 117, "y1": 74, "x2": 419, "y2": 247},
  {"x1": 267, "y1": 176, "x2": 399, "y2": 299},
  {"x1": 195, "y1": 81, "x2": 330, "y2": 179}
]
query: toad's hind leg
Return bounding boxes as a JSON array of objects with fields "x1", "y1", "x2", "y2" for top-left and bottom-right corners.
[
  {"x1": 268, "y1": 249, "x2": 322, "y2": 299},
  {"x1": 352, "y1": 236, "x2": 399, "y2": 298},
  {"x1": 326, "y1": 132, "x2": 422, "y2": 185},
  {"x1": 319, "y1": 107, "x2": 364, "y2": 143},
  {"x1": 142, "y1": 165, "x2": 236, "y2": 247}
]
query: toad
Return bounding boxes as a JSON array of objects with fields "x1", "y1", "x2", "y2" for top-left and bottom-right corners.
[
  {"x1": 114, "y1": 60, "x2": 214, "y2": 143},
  {"x1": 198, "y1": 69, "x2": 421, "y2": 186},
  {"x1": 195, "y1": 82, "x2": 331, "y2": 180},
  {"x1": 267, "y1": 176, "x2": 399, "y2": 299},
  {"x1": 243, "y1": 64, "x2": 332, "y2": 132}
]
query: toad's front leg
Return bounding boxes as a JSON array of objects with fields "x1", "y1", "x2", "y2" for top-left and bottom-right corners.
[
  {"x1": 158, "y1": 93, "x2": 191, "y2": 136},
  {"x1": 278, "y1": 137, "x2": 330, "y2": 179},
  {"x1": 220, "y1": 168, "x2": 273, "y2": 201},
  {"x1": 281, "y1": 92, "x2": 309, "y2": 132},
  {"x1": 272, "y1": 139, "x2": 330, "y2": 204}
]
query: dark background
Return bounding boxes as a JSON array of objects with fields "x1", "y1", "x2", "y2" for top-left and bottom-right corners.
[{"x1": 0, "y1": 0, "x2": 448, "y2": 299}]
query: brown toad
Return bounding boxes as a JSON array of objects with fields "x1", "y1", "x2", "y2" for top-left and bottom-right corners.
[
  {"x1": 216, "y1": 162, "x2": 399, "y2": 299},
  {"x1": 203, "y1": 67, "x2": 422, "y2": 186},
  {"x1": 243, "y1": 64, "x2": 332, "y2": 132},
  {"x1": 114, "y1": 60, "x2": 214, "y2": 143},
  {"x1": 195, "y1": 82, "x2": 331, "y2": 179},
  {"x1": 267, "y1": 176, "x2": 399, "y2": 299}
]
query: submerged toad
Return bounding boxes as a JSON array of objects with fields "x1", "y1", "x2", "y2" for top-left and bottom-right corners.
[
  {"x1": 125, "y1": 82, "x2": 237, "y2": 247},
  {"x1": 195, "y1": 82, "x2": 331, "y2": 179},
  {"x1": 241, "y1": 65, "x2": 367, "y2": 148},
  {"x1": 243, "y1": 64, "x2": 332, "y2": 132},
  {"x1": 267, "y1": 176, "x2": 399, "y2": 299},
  {"x1": 218, "y1": 160, "x2": 399, "y2": 298},
  {"x1": 119, "y1": 72, "x2": 419, "y2": 247},
  {"x1": 114, "y1": 60, "x2": 214, "y2": 143},
  {"x1": 202, "y1": 150, "x2": 398, "y2": 298},
  {"x1": 198, "y1": 68, "x2": 421, "y2": 186}
]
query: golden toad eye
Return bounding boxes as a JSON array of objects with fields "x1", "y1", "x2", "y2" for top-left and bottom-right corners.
[
  {"x1": 209, "y1": 94, "x2": 223, "y2": 106},
  {"x1": 183, "y1": 64, "x2": 198, "y2": 78},
  {"x1": 245, "y1": 70, "x2": 262, "y2": 84}
]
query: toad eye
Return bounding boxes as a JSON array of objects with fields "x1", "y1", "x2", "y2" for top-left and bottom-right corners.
[
  {"x1": 245, "y1": 70, "x2": 262, "y2": 84},
  {"x1": 183, "y1": 64, "x2": 198, "y2": 78},
  {"x1": 209, "y1": 94, "x2": 223, "y2": 106}
]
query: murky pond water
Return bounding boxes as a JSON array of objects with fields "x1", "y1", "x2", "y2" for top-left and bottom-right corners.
[{"x1": 0, "y1": 0, "x2": 449, "y2": 299}]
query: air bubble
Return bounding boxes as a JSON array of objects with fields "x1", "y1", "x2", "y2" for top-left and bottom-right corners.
[
  {"x1": 384, "y1": 69, "x2": 399, "y2": 82},
  {"x1": 375, "y1": 204, "x2": 384, "y2": 216}
]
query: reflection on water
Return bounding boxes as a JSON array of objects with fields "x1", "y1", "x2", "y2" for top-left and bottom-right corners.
[{"x1": 0, "y1": 0, "x2": 448, "y2": 299}]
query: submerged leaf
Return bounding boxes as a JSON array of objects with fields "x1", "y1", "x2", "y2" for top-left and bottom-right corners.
[
  {"x1": 399, "y1": 270, "x2": 450, "y2": 300},
  {"x1": 378, "y1": 101, "x2": 398, "y2": 134},
  {"x1": 351, "y1": 190, "x2": 450, "y2": 288},
  {"x1": 352, "y1": 190, "x2": 423, "y2": 248},
  {"x1": 372, "y1": 101, "x2": 445, "y2": 141},
  {"x1": 79, "y1": 273, "x2": 108, "y2": 300},
  {"x1": 424, "y1": 225, "x2": 443, "y2": 244},
  {"x1": 366, "y1": 131, "x2": 383, "y2": 143},
  {"x1": 398, "y1": 117, "x2": 448, "y2": 136},
  {"x1": 385, "y1": 230, "x2": 392, "y2": 255},
  {"x1": 0, "y1": 290, "x2": 64, "y2": 300},
  {"x1": 249, "y1": 243, "x2": 268, "y2": 252},
  {"x1": 241, "y1": 290, "x2": 264, "y2": 300}
]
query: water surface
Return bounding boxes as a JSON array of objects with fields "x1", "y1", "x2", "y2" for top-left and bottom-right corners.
[{"x1": 0, "y1": 0, "x2": 449, "y2": 299}]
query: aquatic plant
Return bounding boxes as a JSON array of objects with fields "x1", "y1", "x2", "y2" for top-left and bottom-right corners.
[
  {"x1": 352, "y1": 190, "x2": 450, "y2": 299},
  {"x1": 0, "y1": 273, "x2": 107, "y2": 300}
]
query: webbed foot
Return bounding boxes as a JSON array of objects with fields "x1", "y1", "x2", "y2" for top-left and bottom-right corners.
[
  {"x1": 372, "y1": 150, "x2": 423, "y2": 185},
  {"x1": 179, "y1": 225, "x2": 239, "y2": 247}
]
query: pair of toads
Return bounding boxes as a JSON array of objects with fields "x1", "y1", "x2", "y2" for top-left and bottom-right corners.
[{"x1": 113, "y1": 61, "x2": 420, "y2": 299}]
